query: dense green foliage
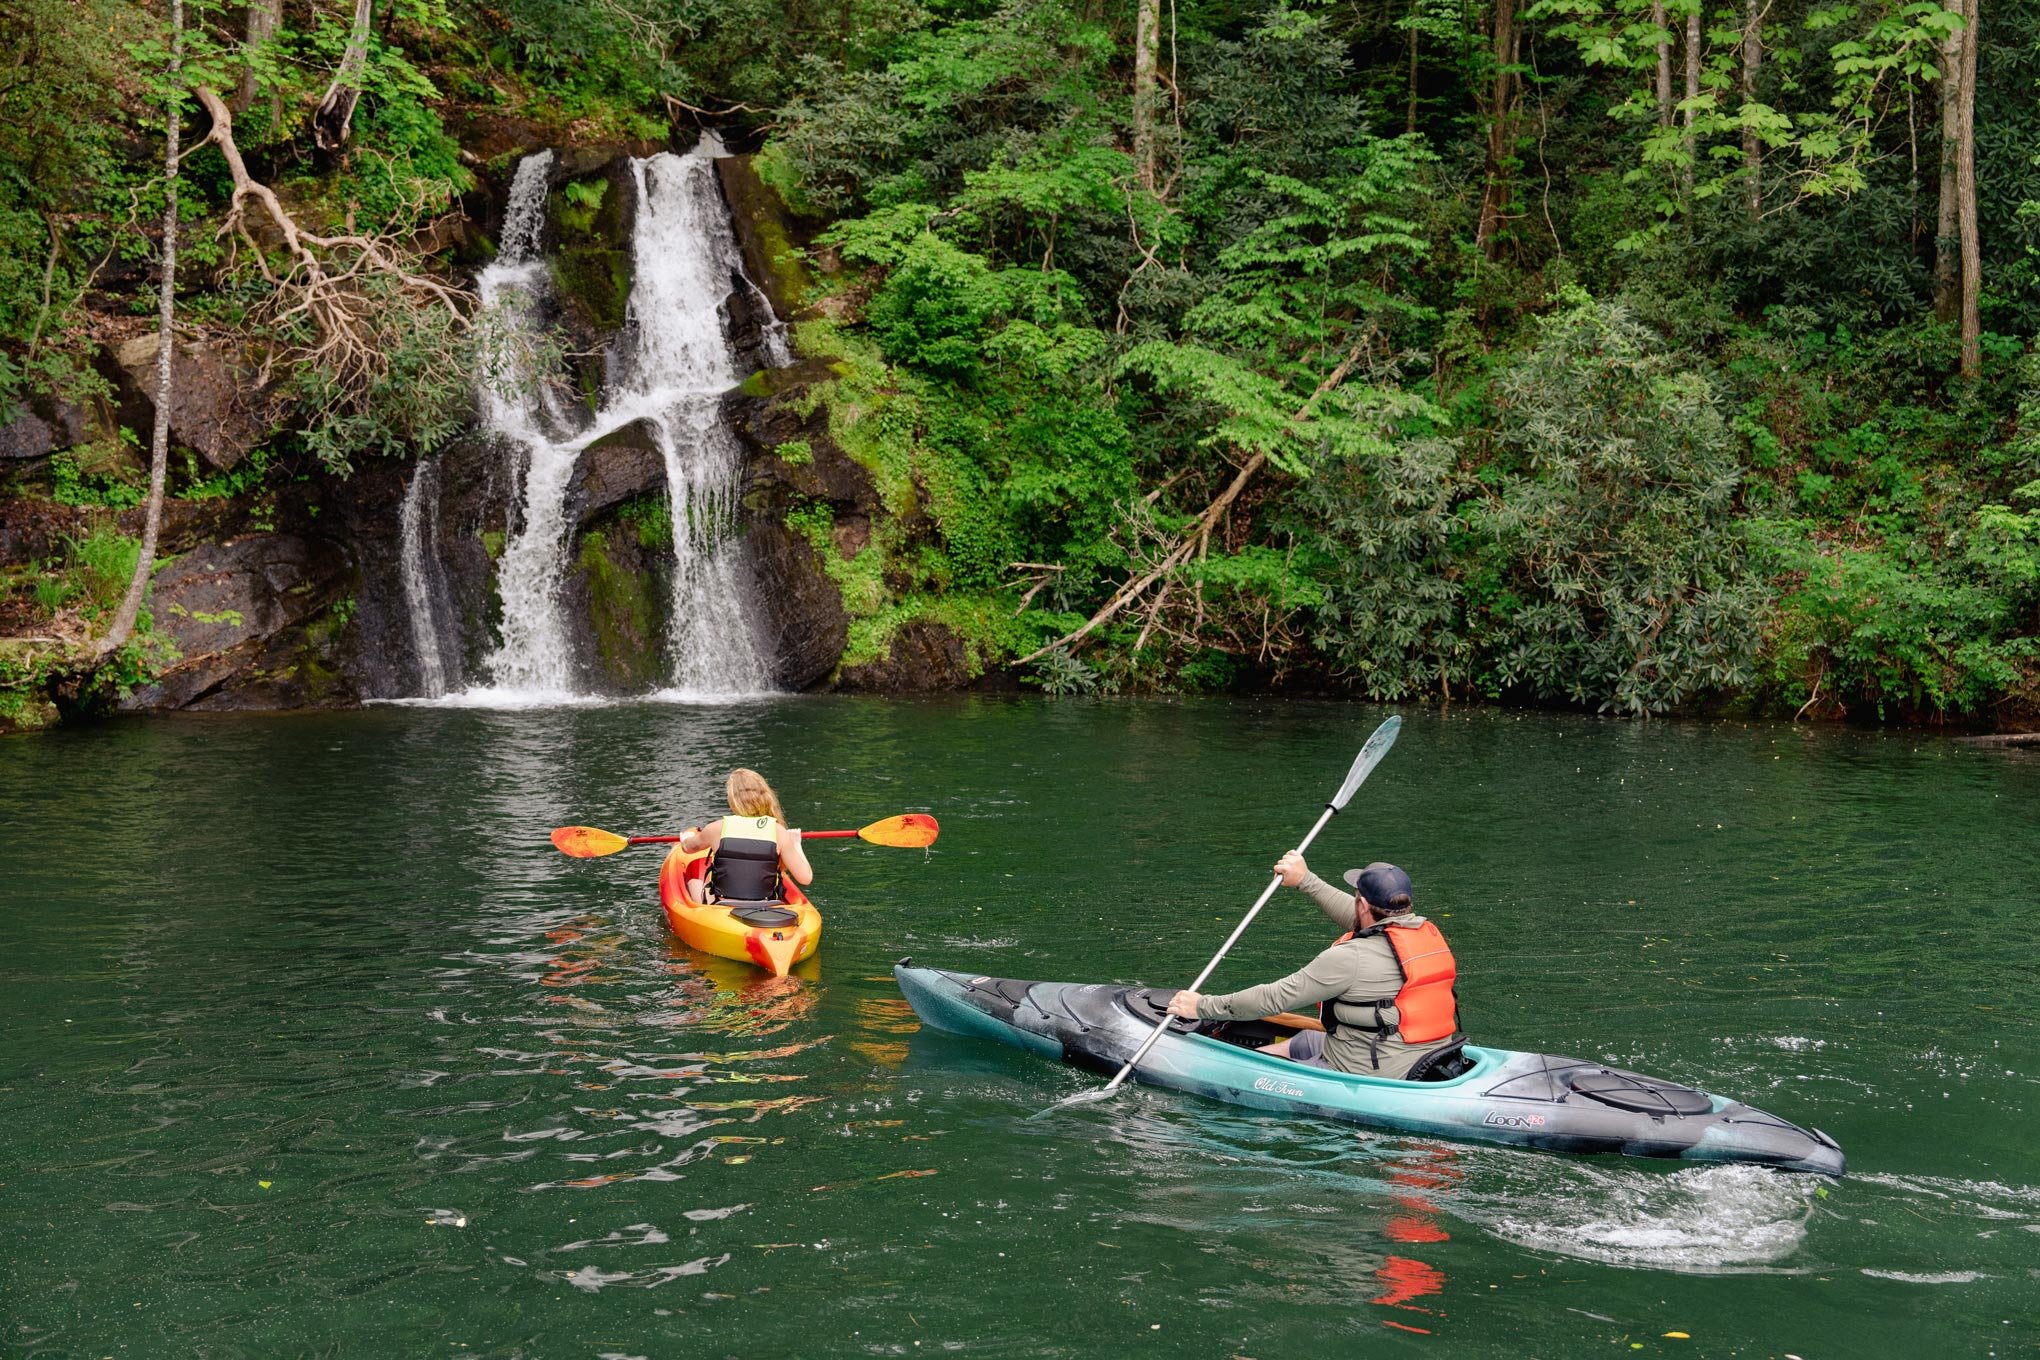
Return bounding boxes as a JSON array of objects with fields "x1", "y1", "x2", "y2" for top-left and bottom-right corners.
[
  {"x1": 748, "y1": 0, "x2": 2040, "y2": 718},
  {"x1": 2, "y1": 0, "x2": 2036, "y2": 723}
]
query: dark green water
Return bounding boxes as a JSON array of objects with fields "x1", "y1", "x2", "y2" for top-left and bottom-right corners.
[{"x1": 4, "y1": 699, "x2": 2037, "y2": 1357}]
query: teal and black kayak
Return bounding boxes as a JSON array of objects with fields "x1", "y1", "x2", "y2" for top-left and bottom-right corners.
[{"x1": 894, "y1": 962, "x2": 1845, "y2": 1176}]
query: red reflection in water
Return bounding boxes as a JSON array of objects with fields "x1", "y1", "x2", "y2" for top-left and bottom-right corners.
[{"x1": 1369, "y1": 1145, "x2": 1464, "y2": 1331}]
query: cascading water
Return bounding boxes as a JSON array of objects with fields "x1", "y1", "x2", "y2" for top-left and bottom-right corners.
[
  {"x1": 397, "y1": 458, "x2": 455, "y2": 697},
  {"x1": 437, "y1": 137, "x2": 776, "y2": 704},
  {"x1": 470, "y1": 149, "x2": 586, "y2": 698},
  {"x1": 622, "y1": 147, "x2": 771, "y2": 695}
]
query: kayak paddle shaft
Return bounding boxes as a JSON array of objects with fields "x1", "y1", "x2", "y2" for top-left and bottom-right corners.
[
  {"x1": 1093, "y1": 715, "x2": 1402, "y2": 1098},
  {"x1": 1098, "y1": 804, "x2": 1338, "y2": 1094}
]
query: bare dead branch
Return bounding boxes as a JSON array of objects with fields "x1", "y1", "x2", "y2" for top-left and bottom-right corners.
[{"x1": 1015, "y1": 333, "x2": 1376, "y2": 667}]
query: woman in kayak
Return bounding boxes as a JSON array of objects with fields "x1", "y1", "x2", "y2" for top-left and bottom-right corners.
[
  {"x1": 678, "y1": 768, "x2": 814, "y2": 904},
  {"x1": 1165, "y1": 853, "x2": 1462, "y2": 1080}
]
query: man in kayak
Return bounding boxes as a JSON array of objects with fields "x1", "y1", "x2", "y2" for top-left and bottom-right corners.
[{"x1": 1165, "y1": 854, "x2": 1462, "y2": 1080}]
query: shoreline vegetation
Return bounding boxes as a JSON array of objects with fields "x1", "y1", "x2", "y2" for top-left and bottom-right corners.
[{"x1": 4, "y1": 0, "x2": 2038, "y2": 733}]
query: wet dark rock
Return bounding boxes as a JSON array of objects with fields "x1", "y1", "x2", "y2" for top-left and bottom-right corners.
[
  {"x1": 745, "y1": 511, "x2": 847, "y2": 692},
  {"x1": 108, "y1": 334, "x2": 267, "y2": 471},
  {"x1": 420, "y1": 436, "x2": 511, "y2": 686},
  {"x1": 723, "y1": 271, "x2": 773, "y2": 373},
  {"x1": 124, "y1": 533, "x2": 356, "y2": 710},
  {"x1": 723, "y1": 358, "x2": 877, "y2": 690},
  {"x1": 836, "y1": 620, "x2": 975, "y2": 692},
  {"x1": 574, "y1": 421, "x2": 666, "y2": 526}
]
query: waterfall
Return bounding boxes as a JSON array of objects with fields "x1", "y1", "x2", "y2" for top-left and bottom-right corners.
[
  {"x1": 622, "y1": 147, "x2": 771, "y2": 696},
  {"x1": 472, "y1": 149, "x2": 585, "y2": 698},
  {"x1": 443, "y1": 137, "x2": 776, "y2": 705},
  {"x1": 398, "y1": 459, "x2": 454, "y2": 698}
]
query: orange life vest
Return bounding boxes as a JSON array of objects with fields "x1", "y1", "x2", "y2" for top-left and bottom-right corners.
[{"x1": 1321, "y1": 918, "x2": 1460, "y2": 1045}]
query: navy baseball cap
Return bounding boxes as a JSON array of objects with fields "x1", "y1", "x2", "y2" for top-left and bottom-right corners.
[{"x1": 1343, "y1": 862, "x2": 1413, "y2": 906}]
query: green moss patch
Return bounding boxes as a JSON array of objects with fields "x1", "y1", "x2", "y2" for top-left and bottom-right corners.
[
  {"x1": 552, "y1": 247, "x2": 634, "y2": 332},
  {"x1": 574, "y1": 530, "x2": 661, "y2": 689}
]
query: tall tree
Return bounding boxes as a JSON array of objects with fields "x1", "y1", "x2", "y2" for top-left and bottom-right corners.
[
  {"x1": 99, "y1": 0, "x2": 182, "y2": 659},
  {"x1": 1957, "y1": 0, "x2": 1980, "y2": 374},
  {"x1": 1408, "y1": 0, "x2": 1422, "y2": 133},
  {"x1": 233, "y1": 0, "x2": 282, "y2": 115},
  {"x1": 1132, "y1": 0, "x2": 1161, "y2": 194},
  {"x1": 1477, "y1": 0, "x2": 1520, "y2": 258},
  {"x1": 1654, "y1": 0, "x2": 1673, "y2": 129},
  {"x1": 1934, "y1": 0, "x2": 1963, "y2": 321},
  {"x1": 1741, "y1": 0, "x2": 1762, "y2": 217},
  {"x1": 1682, "y1": 1, "x2": 1700, "y2": 204}
]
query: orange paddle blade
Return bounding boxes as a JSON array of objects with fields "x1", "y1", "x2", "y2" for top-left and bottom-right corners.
[
  {"x1": 857, "y1": 813, "x2": 940, "y2": 848},
  {"x1": 551, "y1": 826, "x2": 630, "y2": 858}
]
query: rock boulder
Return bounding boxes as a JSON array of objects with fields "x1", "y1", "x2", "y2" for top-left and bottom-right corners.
[
  {"x1": 109, "y1": 334, "x2": 267, "y2": 471},
  {"x1": 124, "y1": 532, "x2": 355, "y2": 710}
]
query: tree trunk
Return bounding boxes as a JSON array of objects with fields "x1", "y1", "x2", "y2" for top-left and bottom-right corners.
[
  {"x1": 312, "y1": 0, "x2": 374, "y2": 153},
  {"x1": 1742, "y1": 0, "x2": 1762, "y2": 218},
  {"x1": 1132, "y1": 0, "x2": 1161, "y2": 195},
  {"x1": 1476, "y1": 0, "x2": 1519, "y2": 260},
  {"x1": 1654, "y1": 0, "x2": 1672, "y2": 129},
  {"x1": 99, "y1": 0, "x2": 181, "y2": 660},
  {"x1": 1683, "y1": 4, "x2": 1701, "y2": 204},
  {"x1": 1409, "y1": 0, "x2": 1422, "y2": 134},
  {"x1": 232, "y1": 0, "x2": 282, "y2": 115},
  {"x1": 1934, "y1": 0, "x2": 1964, "y2": 323},
  {"x1": 1957, "y1": 0, "x2": 1981, "y2": 375}
]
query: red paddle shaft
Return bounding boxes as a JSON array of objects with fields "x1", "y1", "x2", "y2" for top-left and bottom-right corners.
[{"x1": 623, "y1": 829, "x2": 855, "y2": 845}]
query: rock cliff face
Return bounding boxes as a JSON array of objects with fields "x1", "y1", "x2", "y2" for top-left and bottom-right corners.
[{"x1": 723, "y1": 359, "x2": 869, "y2": 691}]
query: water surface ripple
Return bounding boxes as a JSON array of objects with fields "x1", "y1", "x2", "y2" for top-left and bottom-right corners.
[{"x1": 2, "y1": 700, "x2": 2035, "y2": 1355}]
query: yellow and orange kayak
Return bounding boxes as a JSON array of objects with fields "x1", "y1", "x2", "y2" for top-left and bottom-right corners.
[{"x1": 656, "y1": 841, "x2": 821, "y2": 977}]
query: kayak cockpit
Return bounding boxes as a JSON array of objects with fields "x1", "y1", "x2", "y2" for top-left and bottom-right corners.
[{"x1": 1118, "y1": 985, "x2": 1502, "y2": 1089}]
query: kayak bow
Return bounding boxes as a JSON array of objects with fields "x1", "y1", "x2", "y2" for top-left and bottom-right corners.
[{"x1": 894, "y1": 962, "x2": 1844, "y2": 1175}]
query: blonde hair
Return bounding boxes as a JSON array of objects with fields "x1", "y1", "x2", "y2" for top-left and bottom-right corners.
[{"x1": 725, "y1": 768, "x2": 786, "y2": 822}]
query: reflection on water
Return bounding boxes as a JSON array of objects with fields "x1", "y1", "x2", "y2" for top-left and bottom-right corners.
[{"x1": 2, "y1": 699, "x2": 2038, "y2": 1354}]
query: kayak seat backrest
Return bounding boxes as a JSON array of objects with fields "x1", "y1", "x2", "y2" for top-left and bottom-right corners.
[
  {"x1": 727, "y1": 903, "x2": 800, "y2": 928},
  {"x1": 1406, "y1": 1040, "x2": 1475, "y2": 1083}
]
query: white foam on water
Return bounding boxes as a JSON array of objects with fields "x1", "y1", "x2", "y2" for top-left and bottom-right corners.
[
  {"x1": 382, "y1": 686, "x2": 619, "y2": 711},
  {"x1": 1453, "y1": 1157, "x2": 1816, "y2": 1272},
  {"x1": 642, "y1": 685, "x2": 781, "y2": 706},
  {"x1": 1860, "y1": 1268, "x2": 1990, "y2": 1284},
  {"x1": 1854, "y1": 1172, "x2": 2040, "y2": 1214}
]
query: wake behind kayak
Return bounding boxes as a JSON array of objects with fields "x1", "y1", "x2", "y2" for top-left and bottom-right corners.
[{"x1": 895, "y1": 961, "x2": 1844, "y2": 1176}]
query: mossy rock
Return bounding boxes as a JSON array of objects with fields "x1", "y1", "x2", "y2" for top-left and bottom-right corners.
[
  {"x1": 715, "y1": 155, "x2": 815, "y2": 320},
  {"x1": 548, "y1": 158, "x2": 636, "y2": 249},
  {"x1": 552, "y1": 247, "x2": 634, "y2": 334},
  {"x1": 571, "y1": 529, "x2": 662, "y2": 690}
]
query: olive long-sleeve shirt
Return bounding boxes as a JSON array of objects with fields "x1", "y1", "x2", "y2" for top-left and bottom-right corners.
[{"x1": 1192, "y1": 872, "x2": 1457, "y2": 1079}]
